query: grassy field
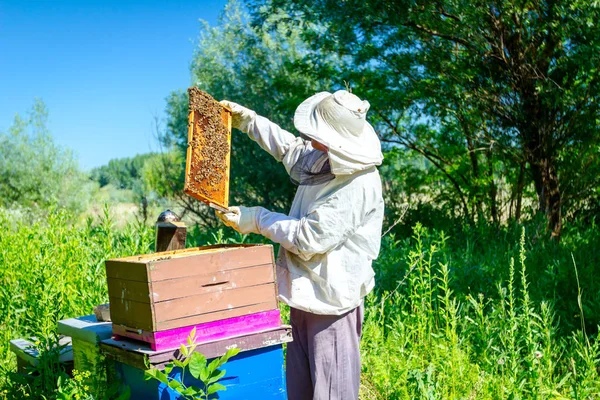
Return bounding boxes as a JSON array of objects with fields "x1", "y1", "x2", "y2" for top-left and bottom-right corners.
[{"x1": 0, "y1": 207, "x2": 598, "y2": 399}]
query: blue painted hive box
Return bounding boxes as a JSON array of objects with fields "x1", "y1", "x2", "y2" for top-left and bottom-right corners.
[{"x1": 100, "y1": 327, "x2": 291, "y2": 399}]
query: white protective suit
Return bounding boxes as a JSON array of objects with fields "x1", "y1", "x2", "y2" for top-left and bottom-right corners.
[{"x1": 222, "y1": 91, "x2": 385, "y2": 315}]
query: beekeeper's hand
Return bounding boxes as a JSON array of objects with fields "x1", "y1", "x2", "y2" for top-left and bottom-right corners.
[
  {"x1": 220, "y1": 100, "x2": 256, "y2": 134},
  {"x1": 216, "y1": 206, "x2": 261, "y2": 234}
]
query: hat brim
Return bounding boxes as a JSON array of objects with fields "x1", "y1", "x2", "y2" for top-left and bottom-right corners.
[{"x1": 294, "y1": 92, "x2": 383, "y2": 165}]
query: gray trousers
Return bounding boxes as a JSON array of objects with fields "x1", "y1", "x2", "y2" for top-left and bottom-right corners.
[{"x1": 286, "y1": 304, "x2": 364, "y2": 400}]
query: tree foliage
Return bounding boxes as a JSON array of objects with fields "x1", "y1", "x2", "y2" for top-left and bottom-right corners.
[
  {"x1": 90, "y1": 153, "x2": 156, "y2": 190},
  {"x1": 0, "y1": 100, "x2": 94, "y2": 215},
  {"x1": 259, "y1": 0, "x2": 600, "y2": 237},
  {"x1": 154, "y1": 0, "x2": 339, "y2": 223}
]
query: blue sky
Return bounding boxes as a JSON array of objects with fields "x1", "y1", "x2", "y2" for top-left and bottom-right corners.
[{"x1": 0, "y1": 0, "x2": 227, "y2": 170}]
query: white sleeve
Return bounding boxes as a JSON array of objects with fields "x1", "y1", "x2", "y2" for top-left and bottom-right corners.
[
  {"x1": 255, "y1": 181, "x2": 365, "y2": 261},
  {"x1": 246, "y1": 115, "x2": 311, "y2": 175}
]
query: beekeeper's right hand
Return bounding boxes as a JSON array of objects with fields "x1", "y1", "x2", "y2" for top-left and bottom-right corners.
[
  {"x1": 216, "y1": 206, "x2": 261, "y2": 235},
  {"x1": 220, "y1": 100, "x2": 256, "y2": 134}
]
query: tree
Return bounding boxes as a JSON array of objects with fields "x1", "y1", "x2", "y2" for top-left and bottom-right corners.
[
  {"x1": 90, "y1": 153, "x2": 160, "y2": 222},
  {"x1": 153, "y1": 0, "x2": 338, "y2": 223},
  {"x1": 0, "y1": 100, "x2": 95, "y2": 216},
  {"x1": 90, "y1": 153, "x2": 156, "y2": 190},
  {"x1": 261, "y1": 0, "x2": 600, "y2": 237}
]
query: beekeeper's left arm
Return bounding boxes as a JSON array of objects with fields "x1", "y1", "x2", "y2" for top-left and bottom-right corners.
[
  {"x1": 220, "y1": 100, "x2": 309, "y2": 174},
  {"x1": 218, "y1": 182, "x2": 368, "y2": 261}
]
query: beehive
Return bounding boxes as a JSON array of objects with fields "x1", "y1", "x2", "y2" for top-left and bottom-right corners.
[
  {"x1": 105, "y1": 244, "x2": 278, "y2": 332},
  {"x1": 184, "y1": 88, "x2": 232, "y2": 211}
]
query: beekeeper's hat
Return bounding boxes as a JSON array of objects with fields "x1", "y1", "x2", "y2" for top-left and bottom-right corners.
[{"x1": 294, "y1": 90, "x2": 383, "y2": 172}]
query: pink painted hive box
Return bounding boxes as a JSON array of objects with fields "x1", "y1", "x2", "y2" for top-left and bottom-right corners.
[{"x1": 105, "y1": 244, "x2": 279, "y2": 336}]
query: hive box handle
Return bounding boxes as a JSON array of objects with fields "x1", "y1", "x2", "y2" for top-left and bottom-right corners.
[{"x1": 202, "y1": 281, "x2": 230, "y2": 288}]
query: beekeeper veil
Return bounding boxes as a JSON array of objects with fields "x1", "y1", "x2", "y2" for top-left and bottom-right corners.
[
  {"x1": 291, "y1": 90, "x2": 383, "y2": 185},
  {"x1": 289, "y1": 138, "x2": 335, "y2": 186}
]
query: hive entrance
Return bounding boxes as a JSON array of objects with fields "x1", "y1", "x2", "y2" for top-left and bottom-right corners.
[{"x1": 184, "y1": 88, "x2": 232, "y2": 211}]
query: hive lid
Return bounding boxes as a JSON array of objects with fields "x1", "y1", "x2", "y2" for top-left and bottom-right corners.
[{"x1": 184, "y1": 88, "x2": 232, "y2": 212}]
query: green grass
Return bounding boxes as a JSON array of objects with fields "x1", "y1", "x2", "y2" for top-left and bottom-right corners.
[
  {"x1": 0, "y1": 207, "x2": 154, "y2": 398},
  {"x1": 361, "y1": 224, "x2": 600, "y2": 398},
  {"x1": 0, "y1": 208, "x2": 598, "y2": 399}
]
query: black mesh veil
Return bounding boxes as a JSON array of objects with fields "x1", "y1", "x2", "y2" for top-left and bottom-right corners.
[{"x1": 290, "y1": 144, "x2": 335, "y2": 186}]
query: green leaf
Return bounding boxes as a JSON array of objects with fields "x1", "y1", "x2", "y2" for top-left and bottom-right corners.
[
  {"x1": 173, "y1": 359, "x2": 185, "y2": 369},
  {"x1": 207, "y1": 369, "x2": 226, "y2": 385},
  {"x1": 207, "y1": 383, "x2": 227, "y2": 395},
  {"x1": 207, "y1": 357, "x2": 221, "y2": 374},
  {"x1": 144, "y1": 368, "x2": 157, "y2": 381},
  {"x1": 189, "y1": 352, "x2": 207, "y2": 380},
  {"x1": 164, "y1": 362, "x2": 174, "y2": 374},
  {"x1": 199, "y1": 366, "x2": 210, "y2": 382},
  {"x1": 145, "y1": 368, "x2": 169, "y2": 384},
  {"x1": 168, "y1": 379, "x2": 183, "y2": 391},
  {"x1": 187, "y1": 327, "x2": 197, "y2": 345},
  {"x1": 115, "y1": 386, "x2": 131, "y2": 400},
  {"x1": 216, "y1": 347, "x2": 241, "y2": 368},
  {"x1": 180, "y1": 344, "x2": 189, "y2": 358},
  {"x1": 182, "y1": 386, "x2": 202, "y2": 396}
]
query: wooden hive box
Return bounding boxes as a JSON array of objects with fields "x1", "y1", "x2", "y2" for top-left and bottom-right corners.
[{"x1": 105, "y1": 244, "x2": 278, "y2": 332}]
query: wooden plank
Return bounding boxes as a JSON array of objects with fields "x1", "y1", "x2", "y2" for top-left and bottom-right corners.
[
  {"x1": 108, "y1": 297, "x2": 154, "y2": 331},
  {"x1": 109, "y1": 263, "x2": 274, "y2": 304},
  {"x1": 112, "y1": 309, "x2": 281, "y2": 351},
  {"x1": 101, "y1": 326, "x2": 292, "y2": 370},
  {"x1": 156, "y1": 300, "x2": 278, "y2": 331},
  {"x1": 105, "y1": 244, "x2": 273, "y2": 281},
  {"x1": 148, "y1": 245, "x2": 274, "y2": 281},
  {"x1": 107, "y1": 278, "x2": 152, "y2": 304},
  {"x1": 149, "y1": 263, "x2": 274, "y2": 302},
  {"x1": 109, "y1": 297, "x2": 278, "y2": 332},
  {"x1": 222, "y1": 103, "x2": 232, "y2": 208},
  {"x1": 184, "y1": 104, "x2": 195, "y2": 202},
  {"x1": 105, "y1": 260, "x2": 149, "y2": 281},
  {"x1": 154, "y1": 283, "x2": 276, "y2": 322},
  {"x1": 109, "y1": 244, "x2": 266, "y2": 263}
]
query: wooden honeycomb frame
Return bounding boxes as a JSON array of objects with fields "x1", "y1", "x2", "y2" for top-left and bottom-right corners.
[{"x1": 184, "y1": 89, "x2": 232, "y2": 212}]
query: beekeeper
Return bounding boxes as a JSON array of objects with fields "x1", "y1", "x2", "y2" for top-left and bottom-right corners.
[{"x1": 218, "y1": 90, "x2": 384, "y2": 400}]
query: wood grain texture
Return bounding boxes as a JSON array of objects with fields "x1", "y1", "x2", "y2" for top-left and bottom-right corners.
[
  {"x1": 147, "y1": 245, "x2": 274, "y2": 281},
  {"x1": 108, "y1": 263, "x2": 273, "y2": 304},
  {"x1": 104, "y1": 244, "x2": 277, "y2": 331},
  {"x1": 105, "y1": 260, "x2": 149, "y2": 281},
  {"x1": 106, "y1": 245, "x2": 274, "y2": 280},
  {"x1": 108, "y1": 297, "x2": 155, "y2": 331},
  {"x1": 107, "y1": 279, "x2": 151, "y2": 304},
  {"x1": 150, "y1": 263, "x2": 274, "y2": 302},
  {"x1": 154, "y1": 282, "x2": 276, "y2": 322},
  {"x1": 111, "y1": 244, "x2": 267, "y2": 263}
]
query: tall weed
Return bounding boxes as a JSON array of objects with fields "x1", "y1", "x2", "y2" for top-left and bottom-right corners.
[
  {"x1": 361, "y1": 224, "x2": 600, "y2": 398},
  {"x1": 0, "y1": 206, "x2": 153, "y2": 397}
]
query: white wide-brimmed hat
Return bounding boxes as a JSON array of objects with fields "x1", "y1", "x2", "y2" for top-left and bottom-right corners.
[{"x1": 294, "y1": 90, "x2": 383, "y2": 174}]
